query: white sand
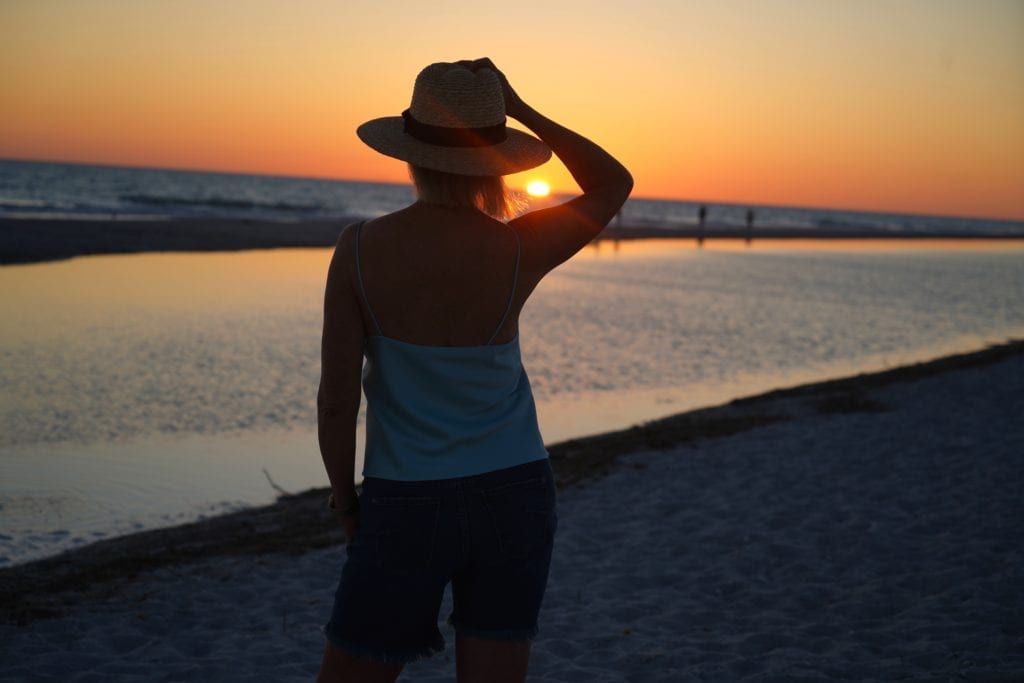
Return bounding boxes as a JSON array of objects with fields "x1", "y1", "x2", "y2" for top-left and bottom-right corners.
[{"x1": 2, "y1": 353, "x2": 1022, "y2": 681}]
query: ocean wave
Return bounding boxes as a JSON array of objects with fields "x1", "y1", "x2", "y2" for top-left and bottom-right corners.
[
  {"x1": 121, "y1": 193, "x2": 324, "y2": 214},
  {"x1": 0, "y1": 197, "x2": 48, "y2": 208}
]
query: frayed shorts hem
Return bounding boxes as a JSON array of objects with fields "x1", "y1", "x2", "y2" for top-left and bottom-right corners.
[
  {"x1": 450, "y1": 618, "x2": 539, "y2": 643},
  {"x1": 323, "y1": 627, "x2": 445, "y2": 665}
]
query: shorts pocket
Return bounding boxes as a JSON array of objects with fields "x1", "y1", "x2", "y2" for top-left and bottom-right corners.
[
  {"x1": 481, "y1": 475, "x2": 557, "y2": 561},
  {"x1": 366, "y1": 496, "x2": 441, "y2": 573}
]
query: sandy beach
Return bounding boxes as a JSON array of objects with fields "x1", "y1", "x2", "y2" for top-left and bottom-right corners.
[{"x1": 1, "y1": 342, "x2": 1022, "y2": 680}]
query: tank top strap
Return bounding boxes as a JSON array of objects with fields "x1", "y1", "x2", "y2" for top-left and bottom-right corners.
[
  {"x1": 486, "y1": 228, "x2": 521, "y2": 345},
  {"x1": 354, "y1": 220, "x2": 383, "y2": 336}
]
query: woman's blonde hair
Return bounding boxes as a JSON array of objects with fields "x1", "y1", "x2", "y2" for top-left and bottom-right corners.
[{"x1": 409, "y1": 165, "x2": 522, "y2": 220}]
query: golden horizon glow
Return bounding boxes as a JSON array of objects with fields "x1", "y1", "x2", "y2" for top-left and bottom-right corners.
[
  {"x1": 526, "y1": 180, "x2": 551, "y2": 198},
  {"x1": 2, "y1": 0, "x2": 1022, "y2": 221}
]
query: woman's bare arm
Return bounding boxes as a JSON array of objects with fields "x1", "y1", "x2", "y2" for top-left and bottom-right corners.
[{"x1": 317, "y1": 225, "x2": 365, "y2": 539}]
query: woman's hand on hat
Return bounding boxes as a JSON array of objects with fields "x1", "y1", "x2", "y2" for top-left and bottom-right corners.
[{"x1": 462, "y1": 57, "x2": 528, "y2": 121}]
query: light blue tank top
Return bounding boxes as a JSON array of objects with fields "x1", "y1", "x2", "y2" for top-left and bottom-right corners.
[{"x1": 356, "y1": 222, "x2": 548, "y2": 481}]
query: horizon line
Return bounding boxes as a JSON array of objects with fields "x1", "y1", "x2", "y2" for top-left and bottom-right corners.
[{"x1": 3, "y1": 155, "x2": 1022, "y2": 226}]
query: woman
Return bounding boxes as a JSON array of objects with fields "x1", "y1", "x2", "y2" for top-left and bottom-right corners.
[{"x1": 317, "y1": 58, "x2": 632, "y2": 682}]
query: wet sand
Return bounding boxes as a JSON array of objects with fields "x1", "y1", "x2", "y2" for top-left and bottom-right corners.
[
  {"x1": 0, "y1": 218, "x2": 352, "y2": 265},
  {"x1": 3, "y1": 216, "x2": 1022, "y2": 265}
]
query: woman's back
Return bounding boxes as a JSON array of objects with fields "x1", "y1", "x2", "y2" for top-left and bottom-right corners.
[
  {"x1": 355, "y1": 203, "x2": 529, "y2": 347},
  {"x1": 354, "y1": 201, "x2": 549, "y2": 482}
]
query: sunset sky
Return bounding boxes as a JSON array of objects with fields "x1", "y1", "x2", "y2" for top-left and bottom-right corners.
[{"x1": 2, "y1": 0, "x2": 1022, "y2": 220}]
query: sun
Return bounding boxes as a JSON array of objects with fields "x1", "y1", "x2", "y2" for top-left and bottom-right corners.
[{"x1": 526, "y1": 180, "x2": 551, "y2": 197}]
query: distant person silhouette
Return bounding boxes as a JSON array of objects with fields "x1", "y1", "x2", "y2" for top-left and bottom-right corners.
[
  {"x1": 745, "y1": 208, "x2": 755, "y2": 244},
  {"x1": 697, "y1": 204, "x2": 707, "y2": 246},
  {"x1": 316, "y1": 59, "x2": 632, "y2": 682}
]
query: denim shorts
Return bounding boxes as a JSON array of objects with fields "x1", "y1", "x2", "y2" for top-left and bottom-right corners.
[{"x1": 323, "y1": 458, "x2": 558, "y2": 664}]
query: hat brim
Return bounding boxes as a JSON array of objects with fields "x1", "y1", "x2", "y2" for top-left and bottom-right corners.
[{"x1": 357, "y1": 117, "x2": 552, "y2": 176}]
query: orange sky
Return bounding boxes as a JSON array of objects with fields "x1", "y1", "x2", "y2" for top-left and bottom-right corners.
[{"x1": 2, "y1": 0, "x2": 1023, "y2": 220}]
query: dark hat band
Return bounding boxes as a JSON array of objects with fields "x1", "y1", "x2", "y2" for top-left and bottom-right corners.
[{"x1": 402, "y1": 109, "x2": 508, "y2": 148}]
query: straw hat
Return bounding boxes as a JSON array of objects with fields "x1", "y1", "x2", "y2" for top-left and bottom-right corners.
[{"x1": 357, "y1": 62, "x2": 551, "y2": 176}]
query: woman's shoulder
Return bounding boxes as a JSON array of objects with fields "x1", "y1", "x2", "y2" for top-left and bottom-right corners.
[
  {"x1": 335, "y1": 218, "x2": 370, "y2": 251},
  {"x1": 326, "y1": 220, "x2": 370, "y2": 286}
]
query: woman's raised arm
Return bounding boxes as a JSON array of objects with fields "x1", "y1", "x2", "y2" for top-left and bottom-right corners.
[{"x1": 472, "y1": 59, "x2": 633, "y2": 274}]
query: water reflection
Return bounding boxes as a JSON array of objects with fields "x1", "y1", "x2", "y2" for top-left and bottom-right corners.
[
  {"x1": 0, "y1": 249, "x2": 333, "y2": 347},
  {"x1": 2, "y1": 242, "x2": 1023, "y2": 565},
  {"x1": 3, "y1": 243, "x2": 1024, "y2": 450}
]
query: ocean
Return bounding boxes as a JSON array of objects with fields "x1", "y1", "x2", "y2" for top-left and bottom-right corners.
[
  {"x1": 2, "y1": 158, "x2": 1023, "y2": 236},
  {"x1": 2, "y1": 159, "x2": 1024, "y2": 567}
]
